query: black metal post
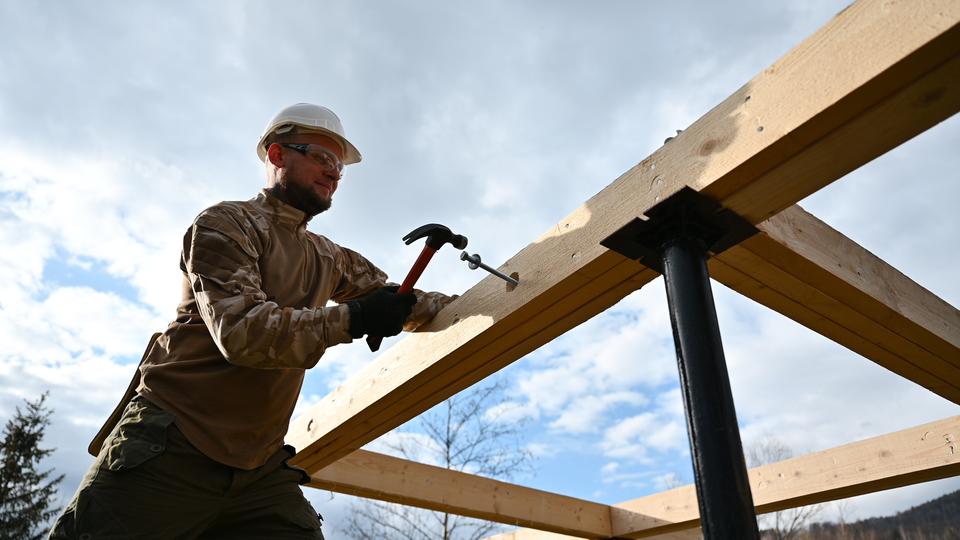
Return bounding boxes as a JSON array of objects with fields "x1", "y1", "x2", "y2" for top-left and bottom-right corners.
[
  {"x1": 600, "y1": 187, "x2": 761, "y2": 538},
  {"x1": 661, "y1": 235, "x2": 760, "y2": 540}
]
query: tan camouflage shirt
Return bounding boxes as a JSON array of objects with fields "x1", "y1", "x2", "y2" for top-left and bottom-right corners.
[{"x1": 138, "y1": 189, "x2": 453, "y2": 470}]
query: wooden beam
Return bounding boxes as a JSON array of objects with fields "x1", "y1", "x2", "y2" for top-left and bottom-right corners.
[
  {"x1": 474, "y1": 416, "x2": 960, "y2": 539},
  {"x1": 711, "y1": 205, "x2": 960, "y2": 404},
  {"x1": 483, "y1": 530, "x2": 702, "y2": 540},
  {"x1": 288, "y1": 0, "x2": 960, "y2": 472},
  {"x1": 617, "y1": 416, "x2": 960, "y2": 536},
  {"x1": 307, "y1": 449, "x2": 668, "y2": 538}
]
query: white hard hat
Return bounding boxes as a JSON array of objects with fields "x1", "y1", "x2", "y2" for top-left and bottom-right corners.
[{"x1": 257, "y1": 103, "x2": 362, "y2": 165}]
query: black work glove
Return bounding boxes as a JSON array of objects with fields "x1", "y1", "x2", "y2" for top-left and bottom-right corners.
[{"x1": 348, "y1": 286, "x2": 418, "y2": 339}]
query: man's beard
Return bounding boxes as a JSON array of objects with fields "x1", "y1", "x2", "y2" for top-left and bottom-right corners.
[{"x1": 268, "y1": 182, "x2": 331, "y2": 217}]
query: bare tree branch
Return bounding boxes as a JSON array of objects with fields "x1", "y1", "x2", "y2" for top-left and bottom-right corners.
[
  {"x1": 340, "y1": 377, "x2": 533, "y2": 540},
  {"x1": 747, "y1": 435, "x2": 822, "y2": 539}
]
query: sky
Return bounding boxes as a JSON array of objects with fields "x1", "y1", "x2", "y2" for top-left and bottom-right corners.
[{"x1": 1, "y1": 0, "x2": 958, "y2": 537}]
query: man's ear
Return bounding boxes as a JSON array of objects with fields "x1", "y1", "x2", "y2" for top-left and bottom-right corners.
[{"x1": 266, "y1": 143, "x2": 285, "y2": 168}]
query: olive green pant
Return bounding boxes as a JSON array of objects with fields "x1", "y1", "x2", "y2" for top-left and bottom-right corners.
[{"x1": 49, "y1": 396, "x2": 324, "y2": 539}]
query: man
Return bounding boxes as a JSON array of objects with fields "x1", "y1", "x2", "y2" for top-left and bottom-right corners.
[{"x1": 50, "y1": 103, "x2": 455, "y2": 539}]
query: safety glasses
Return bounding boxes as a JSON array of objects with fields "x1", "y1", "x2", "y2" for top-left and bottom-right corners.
[{"x1": 281, "y1": 143, "x2": 344, "y2": 174}]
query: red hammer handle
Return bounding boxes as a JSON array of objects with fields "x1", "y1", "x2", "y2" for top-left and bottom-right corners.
[
  {"x1": 366, "y1": 245, "x2": 437, "y2": 351},
  {"x1": 398, "y1": 245, "x2": 438, "y2": 294}
]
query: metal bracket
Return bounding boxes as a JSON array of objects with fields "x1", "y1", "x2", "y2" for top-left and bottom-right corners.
[{"x1": 600, "y1": 187, "x2": 757, "y2": 272}]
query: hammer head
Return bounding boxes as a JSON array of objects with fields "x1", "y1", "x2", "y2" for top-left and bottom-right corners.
[{"x1": 403, "y1": 223, "x2": 468, "y2": 250}]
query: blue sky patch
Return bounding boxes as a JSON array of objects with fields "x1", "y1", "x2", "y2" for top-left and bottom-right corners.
[{"x1": 41, "y1": 248, "x2": 142, "y2": 304}]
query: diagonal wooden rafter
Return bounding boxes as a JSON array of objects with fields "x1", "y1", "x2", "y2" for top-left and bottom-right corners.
[
  {"x1": 712, "y1": 205, "x2": 960, "y2": 403},
  {"x1": 288, "y1": 0, "x2": 960, "y2": 474},
  {"x1": 470, "y1": 415, "x2": 959, "y2": 539}
]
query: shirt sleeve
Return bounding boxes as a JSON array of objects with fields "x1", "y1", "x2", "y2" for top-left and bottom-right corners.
[
  {"x1": 405, "y1": 290, "x2": 458, "y2": 331},
  {"x1": 183, "y1": 206, "x2": 353, "y2": 370}
]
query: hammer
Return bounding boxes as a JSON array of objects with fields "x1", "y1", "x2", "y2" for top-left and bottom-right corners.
[{"x1": 366, "y1": 223, "x2": 468, "y2": 352}]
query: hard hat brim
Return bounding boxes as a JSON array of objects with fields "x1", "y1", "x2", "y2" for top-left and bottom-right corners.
[
  {"x1": 257, "y1": 126, "x2": 361, "y2": 165},
  {"x1": 257, "y1": 104, "x2": 361, "y2": 165}
]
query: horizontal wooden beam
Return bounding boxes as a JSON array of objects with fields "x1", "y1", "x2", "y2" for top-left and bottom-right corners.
[
  {"x1": 306, "y1": 449, "x2": 667, "y2": 538},
  {"x1": 288, "y1": 0, "x2": 960, "y2": 472},
  {"x1": 711, "y1": 205, "x2": 960, "y2": 404},
  {"x1": 475, "y1": 415, "x2": 960, "y2": 539},
  {"x1": 483, "y1": 530, "x2": 701, "y2": 540},
  {"x1": 618, "y1": 416, "x2": 960, "y2": 536}
]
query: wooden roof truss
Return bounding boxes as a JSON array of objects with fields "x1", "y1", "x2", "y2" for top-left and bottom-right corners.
[{"x1": 286, "y1": 0, "x2": 960, "y2": 537}]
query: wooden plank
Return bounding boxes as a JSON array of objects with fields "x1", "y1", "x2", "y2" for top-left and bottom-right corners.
[
  {"x1": 710, "y1": 255, "x2": 960, "y2": 401},
  {"x1": 613, "y1": 417, "x2": 960, "y2": 537},
  {"x1": 475, "y1": 416, "x2": 960, "y2": 539},
  {"x1": 754, "y1": 206, "x2": 960, "y2": 361},
  {"x1": 289, "y1": 0, "x2": 960, "y2": 472},
  {"x1": 483, "y1": 530, "x2": 702, "y2": 540},
  {"x1": 711, "y1": 206, "x2": 960, "y2": 404},
  {"x1": 307, "y1": 449, "x2": 667, "y2": 538}
]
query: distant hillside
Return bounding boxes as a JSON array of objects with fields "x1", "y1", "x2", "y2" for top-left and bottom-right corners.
[{"x1": 802, "y1": 489, "x2": 959, "y2": 539}]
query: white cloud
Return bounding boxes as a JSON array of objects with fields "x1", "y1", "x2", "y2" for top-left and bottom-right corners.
[
  {"x1": 0, "y1": 285, "x2": 157, "y2": 413},
  {"x1": 0, "y1": 211, "x2": 52, "y2": 299},
  {"x1": 549, "y1": 391, "x2": 648, "y2": 434},
  {"x1": 602, "y1": 413, "x2": 656, "y2": 460},
  {"x1": 0, "y1": 285, "x2": 159, "y2": 401},
  {"x1": 507, "y1": 288, "x2": 677, "y2": 435},
  {"x1": 601, "y1": 461, "x2": 619, "y2": 475},
  {"x1": 646, "y1": 421, "x2": 685, "y2": 453},
  {"x1": 598, "y1": 408, "x2": 687, "y2": 464},
  {"x1": 0, "y1": 144, "x2": 218, "y2": 314},
  {"x1": 654, "y1": 387, "x2": 685, "y2": 420}
]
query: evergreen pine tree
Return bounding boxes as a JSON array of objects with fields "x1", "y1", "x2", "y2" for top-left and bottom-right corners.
[{"x1": 0, "y1": 392, "x2": 65, "y2": 540}]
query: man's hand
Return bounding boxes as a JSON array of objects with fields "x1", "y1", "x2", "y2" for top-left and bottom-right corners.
[{"x1": 348, "y1": 286, "x2": 418, "y2": 339}]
